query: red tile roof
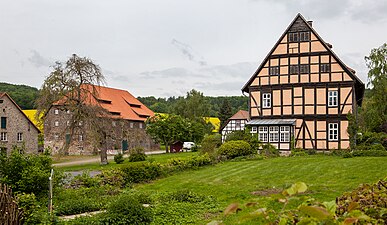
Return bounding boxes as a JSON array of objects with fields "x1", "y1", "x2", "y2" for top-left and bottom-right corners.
[
  {"x1": 54, "y1": 85, "x2": 154, "y2": 122},
  {"x1": 230, "y1": 110, "x2": 249, "y2": 120}
]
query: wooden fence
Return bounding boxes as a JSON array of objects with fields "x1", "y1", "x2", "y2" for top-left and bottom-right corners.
[{"x1": 0, "y1": 184, "x2": 23, "y2": 225}]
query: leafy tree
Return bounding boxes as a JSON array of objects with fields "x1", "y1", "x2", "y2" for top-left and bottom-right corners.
[
  {"x1": 0, "y1": 82, "x2": 39, "y2": 109},
  {"x1": 36, "y1": 54, "x2": 111, "y2": 164},
  {"x1": 218, "y1": 99, "x2": 232, "y2": 128},
  {"x1": 146, "y1": 114, "x2": 207, "y2": 153},
  {"x1": 172, "y1": 89, "x2": 211, "y2": 120},
  {"x1": 362, "y1": 43, "x2": 387, "y2": 132}
]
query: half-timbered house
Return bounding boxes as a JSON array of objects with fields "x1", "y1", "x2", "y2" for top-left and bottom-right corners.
[
  {"x1": 242, "y1": 14, "x2": 364, "y2": 151},
  {"x1": 220, "y1": 110, "x2": 249, "y2": 142}
]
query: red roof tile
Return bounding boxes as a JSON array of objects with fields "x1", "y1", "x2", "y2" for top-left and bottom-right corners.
[
  {"x1": 230, "y1": 110, "x2": 249, "y2": 120},
  {"x1": 55, "y1": 85, "x2": 154, "y2": 122}
]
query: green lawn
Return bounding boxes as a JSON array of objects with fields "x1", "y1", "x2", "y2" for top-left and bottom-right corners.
[
  {"x1": 56, "y1": 152, "x2": 197, "y2": 172},
  {"x1": 135, "y1": 155, "x2": 387, "y2": 224}
]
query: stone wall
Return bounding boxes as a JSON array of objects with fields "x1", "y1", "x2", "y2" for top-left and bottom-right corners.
[
  {"x1": 0, "y1": 95, "x2": 39, "y2": 154},
  {"x1": 44, "y1": 107, "x2": 158, "y2": 155}
]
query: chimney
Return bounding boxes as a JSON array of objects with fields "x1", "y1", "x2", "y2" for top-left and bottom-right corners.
[{"x1": 307, "y1": 21, "x2": 313, "y2": 27}]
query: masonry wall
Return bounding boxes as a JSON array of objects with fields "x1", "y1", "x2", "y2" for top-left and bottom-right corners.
[
  {"x1": 0, "y1": 95, "x2": 39, "y2": 154},
  {"x1": 44, "y1": 107, "x2": 158, "y2": 155}
]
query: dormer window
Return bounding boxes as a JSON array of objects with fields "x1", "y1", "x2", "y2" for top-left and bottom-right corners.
[{"x1": 54, "y1": 109, "x2": 59, "y2": 115}]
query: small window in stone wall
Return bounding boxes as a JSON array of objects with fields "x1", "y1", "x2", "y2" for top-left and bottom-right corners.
[
  {"x1": 130, "y1": 123, "x2": 134, "y2": 128},
  {"x1": 139, "y1": 123, "x2": 143, "y2": 129},
  {"x1": 0, "y1": 132, "x2": 7, "y2": 141},
  {"x1": 1, "y1": 117, "x2": 6, "y2": 129},
  {"x1": 0, "y1": 100, "x2": 3, "y2": 104},
  {"x1": 54, "y1": 109, "x2": 59, "y2": 115},
  {"x1": 54, "y1": 121, "x2": 59, "y2": 127},
  {"x1": 17, "y1": 133, "x2": 23, "y2": 142}
]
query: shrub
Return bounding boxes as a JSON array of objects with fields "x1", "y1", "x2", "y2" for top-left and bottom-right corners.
[
  {"x1": 261, "y1": 143, "x2": 279, "y2": 157},
  {"x1": 164, "y1": 153, "x2": 212, "y2": 172},
  {"x1": 68, "y1": 171, "x2": 100, "y2": 189},
  {"x1": 290, "y1": 148, "x2": 308, "y2": 157},
  {"x1": 217, "y1": 140, "x2": 254, "y2": 159},
  {"x1": 226, "y1": 129, "x2": 262, "y2": 151},
  {"x1": 128, "y1": 147, "x2": 147, "y2": 162},
  {"x1": 352, "y1": 150, "x2": 387, "y2": 157},
  {"x1": 336, "y1": 178, "x2": 387, "y2": 222},
  {"x1": 54, "y1": 187, "x2": 109, "y2": 216},
  {"x1": 114, "y1": 153, "x2": 125, "y2": 164},
  {"x1": 199, "y1": 134, "x2": 222, "y2": 156},
  {"x1": 121, "y1": 162, "x2": 162, "y2": 184},
  {"x1": 0, "y1": 147, "x2": 52, "y2": 196},
  {"x1": 357, "y1": 131, "x2": 387, "y2": 150},
  {"x1": 102, "y1": 194, "x2": 152, "y2": 225},
  {"x1": 96, "y1": 169, "x2": 126, "y2": 188},
  {"x1": 163, "y1": 189, "x2": 205, "y2": 203}
]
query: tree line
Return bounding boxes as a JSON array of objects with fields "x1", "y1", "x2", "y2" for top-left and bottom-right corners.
[{"x1": 0, "y1": 82, "x2": 39, "y2": 109}]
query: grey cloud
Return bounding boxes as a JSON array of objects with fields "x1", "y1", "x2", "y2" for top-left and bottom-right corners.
[
  {"x1": 140, "y1": 67, "x2": 207, "y2": 79},
  {"x1": 28, "y1": 50, "x2": 52, "y2": 68},
  {"x1": 193, "y1": 80, "x2": 246, "y2": 93},
  {"x1": 171, "y1": 39, "x2": 207, "y2": 66},
  {"x1": 250, "y1": 0, "x2": 387, "y2": 23}
]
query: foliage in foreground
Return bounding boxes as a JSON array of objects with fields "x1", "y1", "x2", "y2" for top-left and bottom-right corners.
[
  {"x1": 128, "y1": 147, "x2": 147, "y2": 162},
  {"x1": 0, "y1": 148, "x2": 52, "y2": 196},
  {"x1": 217, "y1": 179, "x2": 387, "y2": 224}
]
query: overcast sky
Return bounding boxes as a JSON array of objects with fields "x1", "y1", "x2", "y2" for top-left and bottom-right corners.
[{"x1": 1, "y1": 0, "x2": 386, "y2": 97}]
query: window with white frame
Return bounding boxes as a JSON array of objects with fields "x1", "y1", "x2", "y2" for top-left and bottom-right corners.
[
  {"x1": 328, "y1": 91, "x2": 338, "y2": 107},
  {"x1": 269, "y1": 66, "x2": 280, "y2": 75},
  {"x1": 112, "y1": 121, "x2": 116, "y2": 127},
  {"x1": 130, "y1": 122, "x2": 134, "y2": 128},
  {"x1": 328, "y1": 123, "x2": 338, "y2": 141},
  {"x1": 54, "y1": 121, "x2": 59, "y2": 127},
  {"x1": 54, "y1": 134, "x2": 59, "y2": 140},
  {"x1": 17, "y1": 132, "x2": 23, "y2": 142},
  {"x1": 262, "y1": 93, "x2": 271, "y2": 108},
  {"x1": 251, "y1": 126, "x2": 257, "y2": 133},
  {"x1": 0, "y1": 132, "x2": 7, "y2": 141},
  {"x1": 66, "y1": 121, "x2": 70, "y2": 126},
  {"x1": 280, "y1": 126, "x2": 290, "y2": 142},
  {"x1": 79, "y1": 134, "x2": 83, "y2": 142},
  {"x1": 139, "y1": 123, "x2": 143, "y2": 129},
  {"x1": 54, "y1": 109, "x2": 59, "y2": 115},
  {"x1": 269, "y1": 126, "x2": 279, "y2": 142},
  {"x1": 259, "y1": 126, "x2": 268, "y2": 142}
]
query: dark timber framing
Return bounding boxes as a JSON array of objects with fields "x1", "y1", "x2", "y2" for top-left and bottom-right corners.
[{"x1": 242, "y1": 13, "x2": 365, "y2": 151}]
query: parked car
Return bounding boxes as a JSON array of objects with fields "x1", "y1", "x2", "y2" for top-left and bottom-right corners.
[{"x1": 183, "y1": 142, "x2": 195, "y2": 151}]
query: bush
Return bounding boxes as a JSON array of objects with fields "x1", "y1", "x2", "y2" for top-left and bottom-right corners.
[
  {"x1": 336, "y1": 178, "x2": 387, "y2": 222},
  {"x1": 162, "y1": 189, "x2": 205, "y2": 203},
  {"x1": 352, "y1": 150, "x2": 387, "y2": 157},
  {"x1": 226, "y1": 129, "x2": 261, "y2": 151},
  {"x1": 121, "y1": 162, "x2": 162, "y2": 184},
  {"x1": 164, "y1": 153, "x2": 212, "y2": 172},
  {"x1": 128, "y1": 147, "x2": 147, "y2": 162},
  {"x1": 290, "y1": 148, "x2": 308, "y2": 157},
  {"x1": 199, "y1": 134, "x2": 222, "y2": 156},
  {"x1": 217, "y1": 140, "x2": 254, "y2": 159},
  {"x1": 68, "y1": 171, "x2": 100, "y2": 189},
  {"x1": 357, "y1": 131, "x2": 387, "y2": 150},
  {"x1": 0, "y1": 147, "x2": 52, "y2": 196},
  {"x1": 96, "y1": 169, "x2": 126, "y2": 188},
  {"x1": 261, "y1": 143, "x2": 279, "y2": 157},
  {"x1": 102, "y1": 194, "x2": 152, "y2": 225},
  {"x1": 114, "y1": 153, "x2": 125, "y2": 164},
  {"x1": 54, "y1": 187, "x2": 110, "y2": 216}
]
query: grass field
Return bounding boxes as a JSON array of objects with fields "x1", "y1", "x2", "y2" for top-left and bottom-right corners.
[
  {"x1": 56, "y1": 152, "x2": 197, "y2": 172},
  {"x1": 135, "y1": 155, "x2": 387, "y2": 224}
]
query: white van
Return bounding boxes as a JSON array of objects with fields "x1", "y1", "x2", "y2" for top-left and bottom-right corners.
[{"x1": 183, "y1": 142, "x2": 195, "y2": 151}]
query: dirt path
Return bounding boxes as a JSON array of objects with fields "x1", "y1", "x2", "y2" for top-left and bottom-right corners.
[{"x1": 52, "y1": 150, "x2": 165, "y2": 167}]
